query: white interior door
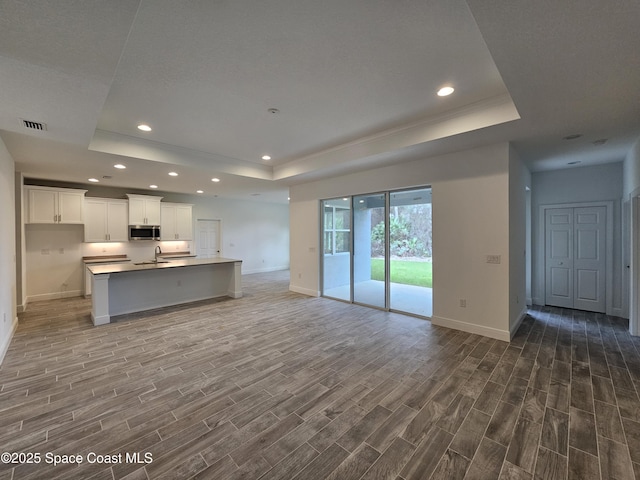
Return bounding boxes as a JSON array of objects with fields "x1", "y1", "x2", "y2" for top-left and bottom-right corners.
[
  {"x1": 197, "y1": 220, "x2": 220, "y2": 258},
  {"x1": 545, "y1": 206, "x2": 606, "y2": 312},
  {"x1": 545, "y1": 208, "x2": 573, "y2": 308},
  {"x1": 574, "y1": 206, "x2": 606, "y2": 312}
]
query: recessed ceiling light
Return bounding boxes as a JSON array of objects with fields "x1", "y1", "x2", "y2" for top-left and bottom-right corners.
[
  {"x1": 267, "y1": 108, "x2": 280, "y2": 114},
  {"x1": 287, "y1": 197, "x2": 290, "y2": 201},
  {"x1": 437, "y1": 86, "x2": 455, "y2": 97},
  {"x1": 149, "y1": 184, "x2": 158, "y2": 189},
  {"x1": 563, "y1": 134, "x2": 583, "y2": 140},
  {"x1": 196, "y1": 190, "x2": 204, "y2": 194},
  {"x1": 168, "y1": 171, "x2": 178, "y2": 177},
  {"x1": 343, "y1": 198, "x2": 348, "y2": 201},
  {"x1": 211, "y1": 178, "x2": 220, "y2": 182},
  {"x1": 262, "y1": 155, "x2": 272, "y2": 161},
  {"x1": 88, "y1": 178, "x2": 99, "y2": 183},
  {"x1": 114, "y1": 164, "x2": 126, "y2": 169},
  {"x1": 137, "y1": 124, "x2": 152, "y2": 132}
]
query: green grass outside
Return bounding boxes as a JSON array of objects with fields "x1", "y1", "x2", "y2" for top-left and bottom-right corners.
[{"x1": 370, "y1": 258, "x2": 432, "y2": 288}]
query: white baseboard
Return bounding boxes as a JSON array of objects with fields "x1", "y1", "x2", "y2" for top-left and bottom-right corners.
[
  {"x1": 510, "y1": 308, "x2": 528, "y2": 339},
  {"x1": 0, "y1": 315, "x2": 19, "y2": 365},
  {"x1": 610, "y1": 306, "x2": 626, "y2": 319},
  {"x1": 532, "y1": 296, "x2": 544, "y2": 306},
  {"x1": 431, "y1": 315, "x2": 511, "y2": 342},
  {"x1": 26, "y1": 290, "x2": 82, "y2": 303},
  {"x1": 289, "y1": 285, "x2": 320, "y2": 297}
]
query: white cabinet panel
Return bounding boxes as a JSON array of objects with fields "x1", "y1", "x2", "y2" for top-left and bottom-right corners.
[
  {"x1": 126, "y1": 194, "x2": 162, "y2": 225},
  {"x1": 84, "y1": 198, "x2": 128, "y2": 242},
  {"x1": 175, "y1": 204, "x2": 193, "y2": 240},
  {"x1": 84, "y1": 199, "x2": 108, "y2": 242},
  {"x1": 107, "y1": 201, "x2": 128, "y2": 241},
  {"x1": 26, "y1": 186, "x2": 86, "y2": 224},
  {"x1": 161, "y1": 203, "x2": 193, "y2": 240}
]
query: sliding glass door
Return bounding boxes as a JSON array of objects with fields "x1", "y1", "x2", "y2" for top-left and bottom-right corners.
[
  {"x1": 353, "y1": 193, "x2": 386, "y2": 308},
  {"x1": 389, "y1": 188, "x2": 433, "y2": 317},
  {"x1": 321, "y1": 187, "x2": 432, "y2": 318},
  {"x1": 321, "y1": 198, "x2": 351, "y2": 301}
]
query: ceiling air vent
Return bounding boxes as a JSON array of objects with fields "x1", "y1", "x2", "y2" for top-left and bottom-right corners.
[{"x1": 22, "y1": 119, "x2": 47, "y2": 131}]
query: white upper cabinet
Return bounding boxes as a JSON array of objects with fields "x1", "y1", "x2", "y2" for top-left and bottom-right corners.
[
  {"x1": 126, "y1": 194, "x2": 162, "y2": 225},
  {"x1": 161, "y1": 203, "x2": 193, "y2": 240},
  {"x1": 84, "y1": 198, "x2": 128, "y2": 242},
  {"x1": 26, "y1": 186, "x2": 87, "y2": 224}
]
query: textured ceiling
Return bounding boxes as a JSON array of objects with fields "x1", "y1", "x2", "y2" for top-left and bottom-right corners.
[{"x1": 0, "y1": 0, "x2": 638, "y2": 203}]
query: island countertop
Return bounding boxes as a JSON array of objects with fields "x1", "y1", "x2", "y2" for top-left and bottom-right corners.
[
  {"x1": 89, "y1": 256, "x2": 243, "y2": 325},
  {"x1": 87, "y1": 256, "x2": 242, "y2": 275}
]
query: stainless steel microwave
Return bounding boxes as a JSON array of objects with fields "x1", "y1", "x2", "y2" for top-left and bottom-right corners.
[{"x1": 129, "y1": 225, "x2": 160, "y2": 241}]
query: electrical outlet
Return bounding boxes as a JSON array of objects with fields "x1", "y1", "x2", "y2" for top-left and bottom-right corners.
[
  {"x1": 460, "y1": 299, "x2": 467, "y2": 308},
  {"x1": 486, "y1": 255, "x2": 501, "y2": 264}
]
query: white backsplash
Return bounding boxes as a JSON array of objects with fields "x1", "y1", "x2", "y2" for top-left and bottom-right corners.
[{"x1": 82, "y1": 240, "x2": 191, "y2": 262}]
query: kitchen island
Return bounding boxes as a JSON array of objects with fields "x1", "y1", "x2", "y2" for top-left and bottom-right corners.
[{"x1": 87, "y1": 257, "x2": 242, "y2": 325}]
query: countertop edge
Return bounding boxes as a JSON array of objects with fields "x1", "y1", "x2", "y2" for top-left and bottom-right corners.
[{"x1": 88, "y1": 257, "x2": 242, "y2": 275}]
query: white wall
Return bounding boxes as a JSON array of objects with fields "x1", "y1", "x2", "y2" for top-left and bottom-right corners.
[
  {"x1": 290, "y1": 142, "x2": 526, "y2": 341},
  {"x1": 624, "y1": 135, "x2": 640, "y2": 333},
  {"x1": 530, "y1": 163, "x2": 624, "y2": 315},
  {"x1": 0, "y1": 137, "x2": 18, "y2": 363},
  {"x1": 23, "y1": 183, "x2": 289, "y2": 302},
  {"x1": 509, "y1": 146, "x2": 531, "y2": 334},
  {"x1": 623, "y1": 136, "x2": 640, "y2": 198}
]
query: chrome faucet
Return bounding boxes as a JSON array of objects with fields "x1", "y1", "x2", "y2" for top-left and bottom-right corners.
[{"x1": 154, "y1": 245, "x2": 162, "y2": 262}]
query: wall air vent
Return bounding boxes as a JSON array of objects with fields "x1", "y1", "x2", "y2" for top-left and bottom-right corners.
[{"x1": 22, "y1": 119, "x2": 47, "y2": 131}]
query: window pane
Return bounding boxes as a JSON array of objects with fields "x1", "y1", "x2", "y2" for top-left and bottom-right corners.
[
  {"x1": 322, "y1": 198, "x2": 351, "y2": 301},
  {"x1": 324, "y1": 207, "x2": 333, "y2": 229},
  {"x1": 335, "y1": 208, "x2": 350, "y2": 229},
  {"x1": 335, "y1": 231, "x2": 350, "y2": 253},
  {"x1": 324, "y1": 232, "x2": 333, "y2": 254}
]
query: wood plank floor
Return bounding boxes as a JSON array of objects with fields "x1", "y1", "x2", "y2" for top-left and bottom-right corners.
[{"x1": 1, "y1": 270, "x2": 640, "y2": 479}]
